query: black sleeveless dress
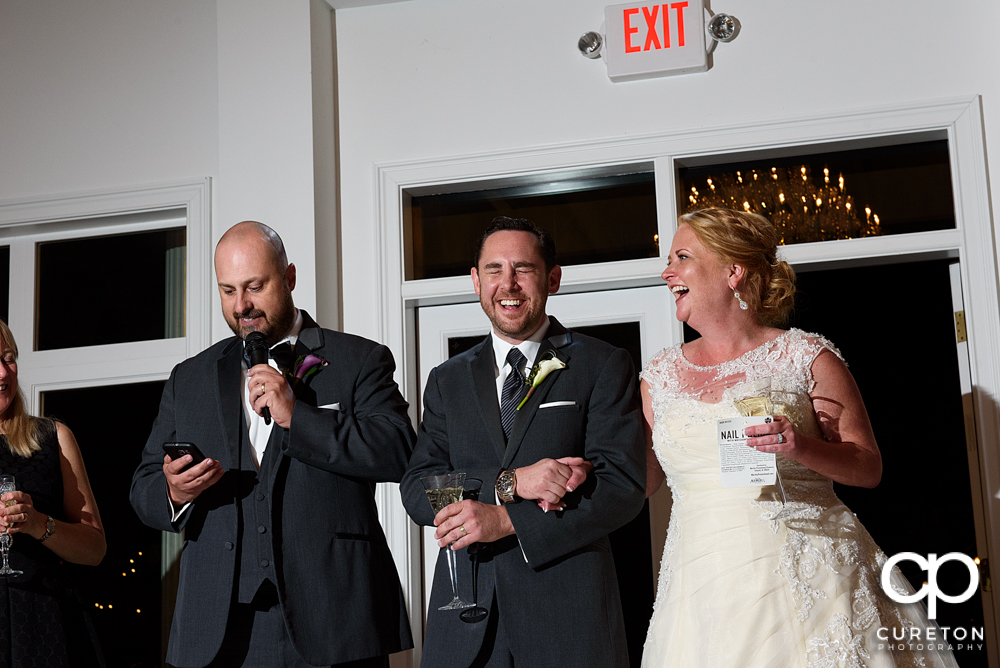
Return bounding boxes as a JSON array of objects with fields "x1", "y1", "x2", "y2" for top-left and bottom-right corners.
[{"x1": 0, "y1": 419, "x2": 104, "y2": 668}]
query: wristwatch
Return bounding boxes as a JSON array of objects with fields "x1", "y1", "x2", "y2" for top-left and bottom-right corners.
[
  {"x1": 38, "y1": 515, "x2": 55, "y2": 543},
  {"x1": 496, "y1": 469, "x2": 517, "y2": 504}
]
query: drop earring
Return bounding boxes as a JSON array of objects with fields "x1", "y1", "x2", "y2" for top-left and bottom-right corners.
[{"x1": 733, "y1": 288, "x2": 748, "y2": 311}]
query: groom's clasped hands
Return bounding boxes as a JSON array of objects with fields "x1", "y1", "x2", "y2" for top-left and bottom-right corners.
[{"x1": 432, "y1": 456, "x2": 594, "y2": 550}]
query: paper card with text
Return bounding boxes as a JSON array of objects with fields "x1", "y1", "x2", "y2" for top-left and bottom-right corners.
[{"x1": 717, "y1": 416, "x2": 777, "y2": 488}]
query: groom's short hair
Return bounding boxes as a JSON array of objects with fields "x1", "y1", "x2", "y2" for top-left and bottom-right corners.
[{"x1": 473, "y1": 216, "x2": 557, "y2": 271}]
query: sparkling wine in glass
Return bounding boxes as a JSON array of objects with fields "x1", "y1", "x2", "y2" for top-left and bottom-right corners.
[
  {"x1": 734, "y1": 377, "x2": 773, "y2": 417},
  {"x1": 421, "y1": 472, "x2": 474, "y2": 610},
  {"x1": 0, "y1": 475, "x2": 23, "y2": 576}
]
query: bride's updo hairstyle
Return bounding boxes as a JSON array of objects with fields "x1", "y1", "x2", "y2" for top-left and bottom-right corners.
[{"x1": 680, "y1": 207, "x2": 796, "y2": 327}]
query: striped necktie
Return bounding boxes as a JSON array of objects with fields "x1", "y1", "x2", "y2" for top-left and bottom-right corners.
[{"x1": 500, "y1": 347, "x2": 528, "y2": 439}]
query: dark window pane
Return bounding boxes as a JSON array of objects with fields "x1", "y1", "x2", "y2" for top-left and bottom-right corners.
[
  {"x1": 572, "y1": 322, "x2": 642, "y2": 377},
  {"x1": 42, "y1": 381, "x2": 169, "y2": 668},
  {"x1": 1, "y1": 246, "x2": 8, "y2": 323},
  {"x1": 448, "y1": 335, "x2": 486, "y2": 359},
  {"x1": 408, "y1": 172, "x2": 658, "y2": 280},
  {"x1": 678, "y1": 139, "x2": 954, "y2": 244},
  {"x1": 37, "y1": 228, "x2": 185, "y2": 350}
]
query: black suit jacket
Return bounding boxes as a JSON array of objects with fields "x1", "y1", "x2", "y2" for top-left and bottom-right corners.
[
  {"x1": 130, "y1": 314, "x2": 415, "y2": 667},
  {"x1": 401, "y1": 318, "x2": 645, "y2": 667}
]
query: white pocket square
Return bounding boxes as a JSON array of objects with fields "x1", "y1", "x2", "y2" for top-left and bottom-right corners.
[
  {"x1": 539, "y1": 401, "x2": 577, "y2": 409},
  {"x1": 319, "y1": 402, "x2": 341, "y2": 411}
]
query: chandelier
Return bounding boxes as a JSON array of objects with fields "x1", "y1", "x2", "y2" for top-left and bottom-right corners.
[{"x1": 684, "y1": 165, "x2": 881, "y2": 244}]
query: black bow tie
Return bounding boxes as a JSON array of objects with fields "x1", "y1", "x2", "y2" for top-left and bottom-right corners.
[
  {"x1": 270, "y1": 342, "x2": 295, "y2": 373},
  {"x1": 243, "y1": 341, "x2": 295, "y2": 373}
]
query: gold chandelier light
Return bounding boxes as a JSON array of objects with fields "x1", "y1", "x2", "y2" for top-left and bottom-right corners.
[{"x1": 684, "y1": 165, "x2": 881, "y2": 245}]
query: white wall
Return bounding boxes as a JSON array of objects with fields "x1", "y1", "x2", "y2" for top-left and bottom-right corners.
[
  {"x1": 216, "y1": 0, "x2": 322, "y2": 332},
  {"x1": 334, "y1": 0, "x2": 1000, "y2": 338},
  {"x1": 0, "y1": 0, "x2": 219, "y2": 201}
]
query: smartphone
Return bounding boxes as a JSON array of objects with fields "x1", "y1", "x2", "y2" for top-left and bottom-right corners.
[{"x1": 162, "y1": 442, "x2": 206, "y2": 471}]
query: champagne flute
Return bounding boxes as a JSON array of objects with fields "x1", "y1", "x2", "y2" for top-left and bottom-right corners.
[
  {"x1": 458, "y1": 479, "x2": 489, "y2": 624},
  {"x1": 734, "y1": 378, "x2": 788, "y2": 505},
  {"x1": 421, "y1": 472, "x2": 475, "y2": 610},
  {"x1": 0, "y1": 475, "x2": 23, "y2": 576}
]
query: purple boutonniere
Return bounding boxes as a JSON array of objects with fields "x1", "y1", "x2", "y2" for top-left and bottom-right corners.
[{"x1": 288, "y1": 353, "x2": 328, "y2": 386}]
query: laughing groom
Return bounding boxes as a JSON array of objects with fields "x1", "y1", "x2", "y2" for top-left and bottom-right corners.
[{"x1": 401, "y1": 217, "x2": 646, "y2": 667}]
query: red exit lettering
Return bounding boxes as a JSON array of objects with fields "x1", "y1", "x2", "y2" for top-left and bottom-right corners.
[{"x1": 624, "y1": 2, "x2": 689, "y2": 53}]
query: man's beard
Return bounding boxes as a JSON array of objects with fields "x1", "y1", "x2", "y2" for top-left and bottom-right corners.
[
  {"x1": 227, "y1": 289, "x2": 296, "y2": 346},
  {"x1": 481, "y1": 294, "x2": 544, "y2": 341}
]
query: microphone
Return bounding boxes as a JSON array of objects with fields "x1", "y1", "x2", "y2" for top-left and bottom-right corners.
[{"x1": 244, "y1": 331, "x2": 271, "y2": 425}]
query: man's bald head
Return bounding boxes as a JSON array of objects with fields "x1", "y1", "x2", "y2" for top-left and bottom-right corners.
[{"x1": 217, "y1": 221, "x2": 289, "y2": 275}]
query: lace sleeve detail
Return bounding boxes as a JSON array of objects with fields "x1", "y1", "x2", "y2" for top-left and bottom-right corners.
[
  {"x1": 640, "y1": 347, "x2": 678, "y2": 423},
  {"x1": 640, "y1": 347, "x2": 674, "y2": 391},
  {"x1": 640, "y1": 346, "x2": 704, "y2": 445},
  {"x1": 792, "y1": 330, "x2": 846, "y2": 394}
]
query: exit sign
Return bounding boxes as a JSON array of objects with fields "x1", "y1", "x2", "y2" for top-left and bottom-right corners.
[{"x1": 604, "y1": 0, "x2": 707, "y2": 82}]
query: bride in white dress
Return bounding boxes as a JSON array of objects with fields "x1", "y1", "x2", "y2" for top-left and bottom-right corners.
[{"x1": 640, "y1": 208, "x2": 957, "y2": 667}]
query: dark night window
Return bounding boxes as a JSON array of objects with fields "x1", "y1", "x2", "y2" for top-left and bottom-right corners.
[
  {"x1": 36, "y1": 228, "x2": 185, "y2": 350},
  {"x1": 42, "y1": 380, "x2": 170, "y2": 668},
  {"x1": 406, "y1": 170, "x2": 659, "y2": 280}
]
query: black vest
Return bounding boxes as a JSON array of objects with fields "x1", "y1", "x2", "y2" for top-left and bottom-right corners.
[{"x1": 236, "y1": 419, "x2": 282, "y2": 604}]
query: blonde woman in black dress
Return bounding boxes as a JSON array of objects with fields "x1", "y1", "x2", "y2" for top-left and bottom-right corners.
[{"x1": 0, "y1": 319, "x2": 106, "y2": 667}]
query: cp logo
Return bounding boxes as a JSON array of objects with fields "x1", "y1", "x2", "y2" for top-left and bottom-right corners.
[{"x1": 881, "y1": 552, "x2": 979, "y2": 619}]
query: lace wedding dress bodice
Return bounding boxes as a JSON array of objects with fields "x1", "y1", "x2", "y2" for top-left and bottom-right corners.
[
  {"x1": 642, "y1": 328, "x2": 834, "y2": 483},
  {"x1": 639, "y1": 329, "x2": 957, "y2": 668}
]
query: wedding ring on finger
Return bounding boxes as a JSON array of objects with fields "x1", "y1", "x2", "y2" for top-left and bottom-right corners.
[
  {"x1": 776, "y1": 433, "x2": 785, "y2": 444},
  {"x1": 459, "y1": 525, "x2": 468, "y2": 537}
]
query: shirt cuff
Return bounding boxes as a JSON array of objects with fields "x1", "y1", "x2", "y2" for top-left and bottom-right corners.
[{"x1": 166, "y1": 490, "x2": 192, "y2": 524}]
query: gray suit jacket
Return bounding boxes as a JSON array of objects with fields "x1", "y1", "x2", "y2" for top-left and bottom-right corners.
[
  {"x1": 130, "y1": 313, "x2": 415, "y2": 667},
  {"x1": 401, "y1": 318, "x2": 646, "y2": 667}
]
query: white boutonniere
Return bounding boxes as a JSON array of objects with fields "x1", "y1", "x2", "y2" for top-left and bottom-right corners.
[{"x1": 517, "y1": 352, "x2": 567, "y2": 410}]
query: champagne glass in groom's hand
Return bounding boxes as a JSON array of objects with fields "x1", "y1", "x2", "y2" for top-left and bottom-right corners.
[
  {"x1": 459, "y1": 479, "x2": 488, "y2": 624},
  {"x1": 421, "y1": 472, "x2": 475, "y2": 611},
  {"x1": 0, "y1": 475, "x2": 23, "y2": 576}
]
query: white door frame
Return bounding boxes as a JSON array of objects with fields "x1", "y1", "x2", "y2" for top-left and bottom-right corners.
[{"x1": 372, "y1": 98, "x2": 1000, "y2": 667}]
